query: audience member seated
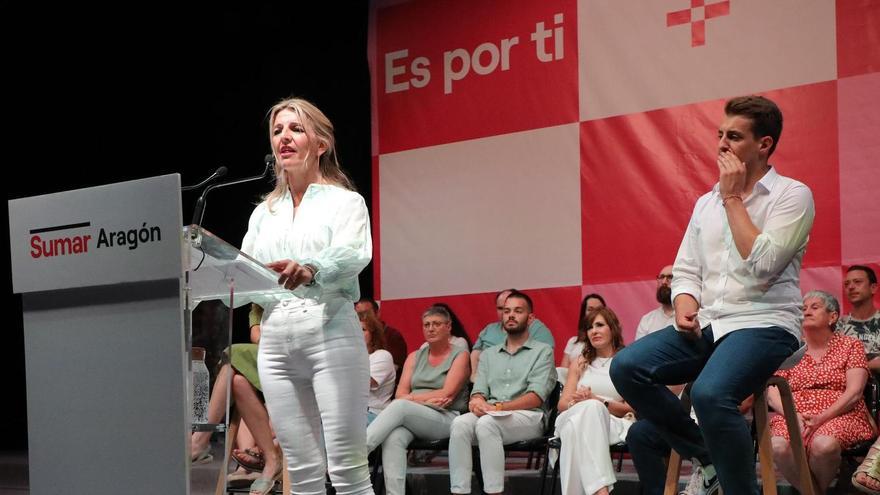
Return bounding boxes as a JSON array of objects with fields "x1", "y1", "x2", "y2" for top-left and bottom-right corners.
[
  {"x1": 471, "y1": 288, "x2": 555, "y2": 381},
  {"x1": 634, "y1": 265, "x2": 675, "y2": 341},
  {"x1": 554, "y1": 307, "x2": 634, "y2": 495},
  {"x1": 560, "y1": 293, "x2": 606, "y2": 369},
  {"x1": 838, "y1": 265, "x2": 880, "y2": 373},
  {"x1": 190, "y1": 304, "x2": 282, "y2": 494},
  {"x1": 356, "y1": 297, "x2": 409, "y2": 379},
  {"x1": 366, "y1": 305, "x2": 470, "y2": 495},
  {"x1": 770, "y1": 290, "x2": 874, "y2": 493},
  {"x1": 449, "y1": 290, "x2": 556, "y2": 495},
  {"x1": 362, "y1": 312, "x2": 396, "y2": 424},
  {"x1": 420, "y1": 302, "x2": 472, "y2": 350}
]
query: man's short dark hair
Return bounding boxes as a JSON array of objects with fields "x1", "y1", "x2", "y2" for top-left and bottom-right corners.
[
  {"x1": 848, "y1": 265, "x2": 878, "y2": 285},
  {"x1": 495, "y1": 288, "x2": 518, "y2": 300},
  {"x1": 724, "y1": 95, "x2": 783, "y2": 157},
  {"x1": 357, "y1": 297, "x2": 380, "y2": 312},
  {"x1": 504, "y1": 290, "x2": 533, "y2": 312}
]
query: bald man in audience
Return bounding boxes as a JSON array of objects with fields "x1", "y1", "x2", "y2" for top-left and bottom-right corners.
[{"x1": 634, "y1": 265, "x2": 676, "y2": 341}]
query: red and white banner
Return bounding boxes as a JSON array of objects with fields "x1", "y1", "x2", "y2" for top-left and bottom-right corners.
[
  {"x1": 578, "y1": 0, "x2": 837, "y2": 121},
  {"x1": 369, "y1": 0, "x2": 880, "y2": 356}
]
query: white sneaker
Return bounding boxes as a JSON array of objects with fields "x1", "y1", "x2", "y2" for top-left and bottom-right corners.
[
  {"x1": 680, "y1": 465, "x2": 721, "y2": 495},
  {"x1": 679, "y1": 466, "x2": 704, "y2": 495}
]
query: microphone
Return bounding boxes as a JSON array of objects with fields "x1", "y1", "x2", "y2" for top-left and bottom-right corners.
[
  {"x1": 190, "y1": 155, "x2": 275, "y2": 229},
  {"x1": 181, "y1": 166, "x2": 228, "y2": 191},
  {"x1": 263, "y1": 154, "x2": 276, "y2": 175}
]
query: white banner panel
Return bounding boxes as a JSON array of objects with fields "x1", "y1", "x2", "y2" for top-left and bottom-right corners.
[
  {"x1": 9, "y1": 174, "x2": 183, "y2": 293},
  {"x1": 379, "y1": 124, "x2": 582, "y2": 300},
  {"x1": 578, "y1": 0, "x2": 837, "y2": 121}
]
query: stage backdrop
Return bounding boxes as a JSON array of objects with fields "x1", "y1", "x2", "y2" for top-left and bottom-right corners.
[{"x1": 368, "y1": 0, "x2": 880, "y2": 359}]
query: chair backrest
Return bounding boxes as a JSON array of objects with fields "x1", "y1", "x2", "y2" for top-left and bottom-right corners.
[
  {"x1": 778, "y1": 343, "x2": 807, "y2": 370},
  {"x1": 543, "y1": 381, "x2": 564, "y2": 435},
  {"x1": 865, "y1": 375, "x2": 880, "y2": 429}
]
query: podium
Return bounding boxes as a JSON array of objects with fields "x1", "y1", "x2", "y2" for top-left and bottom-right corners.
[{"x1": 8, "y1": 175, "x2": 283, "y2": 494}]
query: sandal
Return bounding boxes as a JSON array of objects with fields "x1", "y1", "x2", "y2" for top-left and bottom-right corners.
[
  {"x1": 248, "y1": 464, "x2": 283, "y2": 495},
  {"x1": 853, "y1": 445, "x2": 880, "y2": 495},
  {"x1": 233, "y1": 447, "x2": 265, "y2": 471},
  {"x1": 227, "y1": 467, "x2": 261, "y2": 488},
  {"x1": 191, "y1": 445, "x2": 213, "y2": 465},
  {"x1": 248, "y1": 478, "x2": 276, "y2": 495}
]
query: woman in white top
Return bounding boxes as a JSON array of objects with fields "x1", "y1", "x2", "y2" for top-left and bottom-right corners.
[
  {"x1": 241, "y1": 98, "x2": 373, "y2": 495},
  {"x1": 555, "y1": 307, "x2": 634, "y2": 495},
  {"x1": 560, "y1": 293, "x2": 607, "y2": 369},
  {"x1": 362, "y1": 313, "x2": 396, "y2": 423}
]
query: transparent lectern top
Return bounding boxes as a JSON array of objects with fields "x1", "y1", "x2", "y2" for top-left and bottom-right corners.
[{"x1": 184, "y1": 225, "x2": 287, "y2": 307}]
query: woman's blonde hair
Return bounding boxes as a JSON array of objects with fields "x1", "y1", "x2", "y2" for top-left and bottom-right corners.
[{"x1": 263, "y1": 97, "x2": 355, "y2": 209}]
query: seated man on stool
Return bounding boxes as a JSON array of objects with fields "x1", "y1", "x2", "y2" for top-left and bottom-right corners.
[{"x1": 610, "y1": 95, "x2": 814, "y2": 494}]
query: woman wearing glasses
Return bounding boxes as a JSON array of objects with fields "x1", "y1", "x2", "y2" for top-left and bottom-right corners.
[{"x1": 365, "y1": 305, "x2": 470, "y2": 495}]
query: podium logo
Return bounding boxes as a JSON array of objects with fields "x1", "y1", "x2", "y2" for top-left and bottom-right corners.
[
  {"x1": 30, "y1": 222, "x2": 92, "y2": 259},
  {"x1": 29, "y1": 221, "x2": 163, "y2": 259}
]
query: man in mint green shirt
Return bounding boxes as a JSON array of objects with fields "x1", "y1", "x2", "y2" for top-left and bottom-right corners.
[
  {"x1": 470, "y1": 288, "x2": 555, "y2": 381},
  {"x1": 449, "y1": 291, "x2": 557, "y2": 495}
]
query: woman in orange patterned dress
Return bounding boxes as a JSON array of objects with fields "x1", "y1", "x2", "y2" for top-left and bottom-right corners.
[{"x1": 769, "y1": 290, "x2": 875, "y2": 493}]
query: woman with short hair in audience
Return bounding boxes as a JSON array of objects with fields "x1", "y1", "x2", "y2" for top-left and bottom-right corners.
[
  {"x1": 560, "y1": 293, "x2": 606, "y2": 369},
  {"x1": 770, "y1": 290, "x2": 874, "y2": 493},
  {"x1": 362, "y1": 312, "x2": 396, "y2": 424},
  {"x1": 366, "y1": 305, "x2": 470, "y2": 495},
  {"x1": 555, "y1": 307, "x2": 634, "y2": 495},
  {"x1": 419, "y1": 302, "x2": 472, "y2": 351}
]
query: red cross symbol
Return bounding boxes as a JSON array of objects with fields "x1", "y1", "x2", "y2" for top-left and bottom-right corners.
[{"x1": 667, "y1": 0, "x2": 731, "y2": 47}]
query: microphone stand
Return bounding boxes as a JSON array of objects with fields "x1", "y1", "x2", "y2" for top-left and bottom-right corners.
[
  {"x1": 181, "y1": 166, "x2": 228, "y2": 192},
  {"x1": 189, "y1": 156, "x2": 274, "y2": 241}
]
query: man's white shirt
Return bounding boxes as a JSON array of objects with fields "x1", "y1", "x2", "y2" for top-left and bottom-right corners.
[
  {"x1": 635, "y1": 306, "x2": 675, "y2": 341},
  {"x1": 671, "y1": 166, "x2": 815, "y2": 343}
]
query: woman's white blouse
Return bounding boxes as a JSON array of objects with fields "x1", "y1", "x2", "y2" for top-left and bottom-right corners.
[
  {"x1": 368, "y1": 349, "x2": 397, "y2": 413},
  {"x1": 576, "y1": 358, "x2": 623, "y2": 402},
  {"x1": 240, "y1": 184, "x2": 372, "y2": 302},
  {"x1": 563, "y1": 337, "x2": 585, "y2": 360}
]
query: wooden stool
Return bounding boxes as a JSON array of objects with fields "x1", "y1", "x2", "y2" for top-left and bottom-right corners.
[
  {"x1": 663, "y1": 388, "x2": 691, "y2": 495},
  {"x1": 753, "y1": 375, "x2": 818, "y2": 495},
  {"x1": 663, "y1": 346, "x2": 813, "y2": 495}
]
